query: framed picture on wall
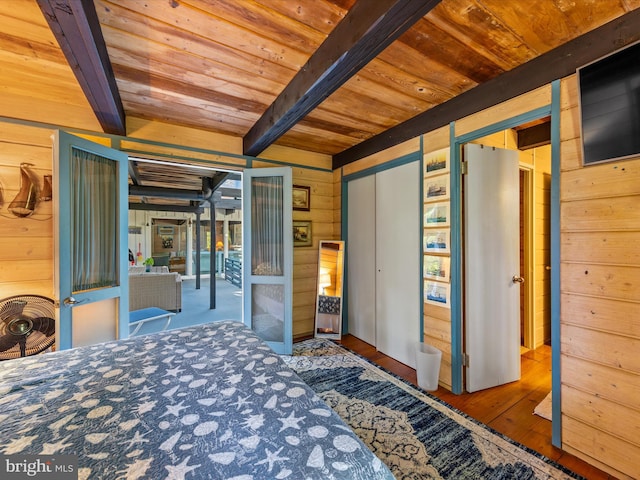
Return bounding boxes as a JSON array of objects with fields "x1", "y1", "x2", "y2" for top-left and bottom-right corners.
[
  {"x1": 424, "y1": 255, "x2": 450, "y2": 282},
  {"x1": 425, "y1": 174, "x2": 450, "y2": 201},
  {"x1": 293, "y1": 220, "x2": 312, "y2": 247},
  {"x1": 424, "y1": 202, "x2": 450, "y2": 227},
  {"x1": 424, "y1": 147, "x2": 449, "y2": 176},
  {"x1": 292, "y1": 185, "x2": 311, "y2": 211},
  {"x1": 162, "y1": 236, "x2": 174, "y2": 249},
  {"x1": 424, "y1": 229, "x2": 450, "y2": 253},
  {"x1": 424, "y1": 280, "x2": 450, "y2": 308}
]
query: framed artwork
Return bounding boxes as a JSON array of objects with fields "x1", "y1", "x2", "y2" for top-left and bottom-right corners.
[
  {"x1": 424, "y1": 202, "x2": 450, "y2": 227},
  {"x1": 424, "y1": 280, "x2": 450, "y2": 308},
  {"x1": 424, "y1": 229, "x2": 450, "y2": 253},
  {"x1": 161, "y1": 236, "x2": 174, "y2": 249},
  {"x1": 292, "y1": 184, "x2": 311, "y2": 211},
  {"x1": 293, "y1": 220, "x2": 312, "y2": 247},
  {"x1": 425, "y1": 174, "x2": 450, "y2": 201},
  {"x1": 424, "y1": 147, "x2": 450, "y2": 176},
  {"x1": 424, "y1": 255, "x2": 450, "y2": 282}
]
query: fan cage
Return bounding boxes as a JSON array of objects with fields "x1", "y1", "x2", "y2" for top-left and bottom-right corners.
[{"x1": 0, "y1": 294, "x2": 55, "y2": 360}]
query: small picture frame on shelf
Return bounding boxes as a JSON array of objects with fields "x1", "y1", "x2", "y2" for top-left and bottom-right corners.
[
  {"x1": 292, "y1": 184, "x2": 311, "y2": 211},
  {"x1": 293, "y1": 220, "x2": 312, "y2": 247},
  {"x1": 424, "y1": 147, "x2": 449, "y2": 176}
]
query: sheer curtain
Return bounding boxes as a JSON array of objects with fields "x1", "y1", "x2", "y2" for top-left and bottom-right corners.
[
  {"x1": 250, "y1": 176, "x2": 284, "y2": 276},
  {"x1": 71, "y1": 147, "x2": 118, "y2": 291}
]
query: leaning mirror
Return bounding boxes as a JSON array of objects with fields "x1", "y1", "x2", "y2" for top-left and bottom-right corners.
[{"x1": 314, "y1": 240, "x2": 345, "y2": 339}]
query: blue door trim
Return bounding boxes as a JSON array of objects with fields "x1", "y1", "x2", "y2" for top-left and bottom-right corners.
[
  {"x1": 449, "y1": 122, "x2": 463, "y2": 393},
  {"x1": 550, "y1": 79, "x2": 562, "y2": 447}
]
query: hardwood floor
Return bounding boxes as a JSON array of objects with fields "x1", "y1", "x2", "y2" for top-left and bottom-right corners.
[{"x1": 338, "y1": 334, "x2": 615, "y2": 480}]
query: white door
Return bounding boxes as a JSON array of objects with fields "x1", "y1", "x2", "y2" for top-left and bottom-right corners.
[
  {"x1": 375, "y1": 162, "x2": 420, "y2": 368},
  {"x1": 464, "y1": 143, "x2": 521, "y2": 392},
  {"x1": 242, "y1": 167, "x2": 293, "y2": 354},
  {"x1": 347, "y1": 175, "x2": 376, "y2": 345},
  {"x1": 54, "y1": 131, "x2": 129, "y2": 350}
]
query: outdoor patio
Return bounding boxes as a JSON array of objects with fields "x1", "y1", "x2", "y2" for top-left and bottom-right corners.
[{"x1": 130, "y1": 275, "x2": 242, "y2": 336}]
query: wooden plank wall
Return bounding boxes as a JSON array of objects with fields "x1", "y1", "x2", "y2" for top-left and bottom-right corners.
[
  {"x1": 0, "y1": 123, "x2": 55, "y2": 299},
  {"x1": 559, "y1": 75, "x2": 640, "y2": 479},
  {"x1": 534, "y1": 147, "x2": 551, "y2": 346}
]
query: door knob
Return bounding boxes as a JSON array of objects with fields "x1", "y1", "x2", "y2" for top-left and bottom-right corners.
[
  {"x1": 63, "y1": 296, "x2": 87, "y2": 306},
  {"x1": 512, "y1": 275, "x2": 525, "y2": 284}
]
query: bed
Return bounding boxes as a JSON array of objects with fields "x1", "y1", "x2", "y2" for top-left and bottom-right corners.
[{"x1": 0, "y1": 320, "x2": 393, "y2": 479}]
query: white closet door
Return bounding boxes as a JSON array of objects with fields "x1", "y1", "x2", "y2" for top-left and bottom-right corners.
[
  {"x1": 375, "y1": 161, "x2": 420, "y2": 368},
  {"x1": 347, "y1": 175, "x2": 376, "y2": 345}
]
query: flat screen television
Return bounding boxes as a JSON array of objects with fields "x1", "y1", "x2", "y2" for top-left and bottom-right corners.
[{"x1": 578, "y1": 40, "x2": 640, "y2": 165}]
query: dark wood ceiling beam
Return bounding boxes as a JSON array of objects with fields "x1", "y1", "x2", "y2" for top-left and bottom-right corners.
[
  {"x1": 517, "y1": 122, "x2": 551, "y2": 150},
  {"x1": 203, "y1": 172, "x2": 231, "y2": 196},
  {"x1": 243, "y1": 0, "x2": 441, "y2": 157},
  {"x1": 212, "y1": 191, "x2": 241, "y2": 210},
  {"x1": 37, "y1": 0, "x2": 126, "y2": 135},
  {"x1": 128, "y1": 160, "x2": 142, "y2": 186},
  {"x1": 333, "y1": 8, "x2": 640, "y2": 168}
]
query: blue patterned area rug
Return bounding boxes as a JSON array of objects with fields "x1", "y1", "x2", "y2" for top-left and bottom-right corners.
[{"x1": 283, "y1": 339, "x2": 584, "y2": 480}]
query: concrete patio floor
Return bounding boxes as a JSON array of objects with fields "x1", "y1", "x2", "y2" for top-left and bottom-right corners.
[{"x1": 131, "y1": 275, "x2": 242, "y2": 336}]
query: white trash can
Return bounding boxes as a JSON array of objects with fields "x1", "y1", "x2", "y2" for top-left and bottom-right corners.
[{"x1": 415, "y1": 342, "x2": 442, "y2": 391}]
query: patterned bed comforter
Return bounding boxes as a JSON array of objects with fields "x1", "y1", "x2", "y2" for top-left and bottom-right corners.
[{"x1": 0, "y1": 321, "x2": 393, "y2": 479}]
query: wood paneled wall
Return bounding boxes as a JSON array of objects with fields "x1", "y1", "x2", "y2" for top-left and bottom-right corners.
[
  {"x1": 533, "y1": 147, "x2": 551, "y2": 346},
  {"x1": 290, "y1": 167, "x2": 335, "y2": 338},
  {"x1": 0, "y1": 123, "x2": 55, "y2": 299},
  {"x1": 559, "y1": 75, "x2": 640, "y2": 480}
]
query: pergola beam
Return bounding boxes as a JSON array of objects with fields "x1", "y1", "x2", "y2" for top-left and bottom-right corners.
[
  {"x1": 128, "y1": 203, "x2": 204, "y2": 214},
  {"x1": 129, "y1": 185, "x2": 206, "y2": 201}
]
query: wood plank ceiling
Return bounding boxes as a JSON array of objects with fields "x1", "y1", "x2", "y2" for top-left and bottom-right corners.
[
  {"x1": 3, "y1": 0, "x2": 640, "y2": 202},
  {"x1": 92, "y1": 0, "x2": 640, "y2": 158}
]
